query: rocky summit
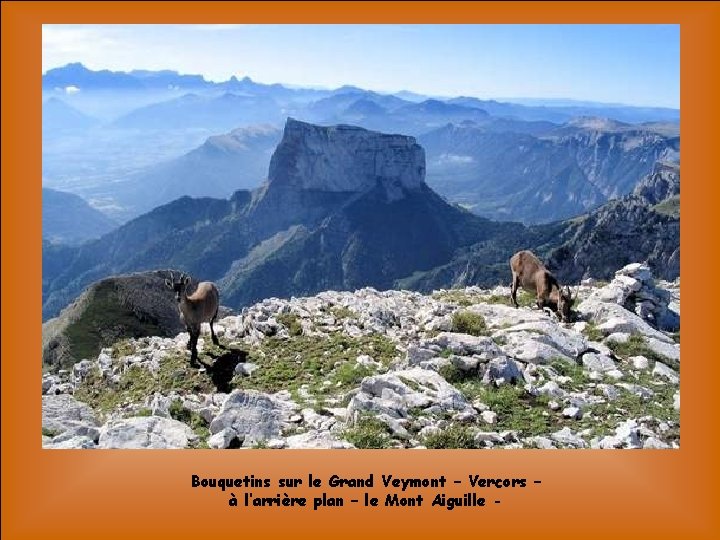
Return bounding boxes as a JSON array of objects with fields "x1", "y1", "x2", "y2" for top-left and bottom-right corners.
[{"x1": 43, "y1": 263, "x2": 680, "y2": 450}]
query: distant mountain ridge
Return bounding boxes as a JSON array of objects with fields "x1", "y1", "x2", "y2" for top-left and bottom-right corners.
[
  {"x1": 420, "y1": 121, "x2": 679, "y2": 223},
  {"x1": 43, "y1": 63, "x2": 679, "y2": 124},
  {"x1": 42, "y1": 188, "x2": 117, "y2": 245}
]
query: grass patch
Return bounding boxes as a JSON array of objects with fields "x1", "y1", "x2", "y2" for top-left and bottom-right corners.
[
  {"x1": 57, "y1": 280, "x2": 165, "y2": 370},
  {"x1": 277, "y1": 313, "x2": 303, "y2": 336},
  {"x1": 582, "y1": 322, "x2": 604, "y2": 342},
  {"x1": 433, "y1": 290, "x2": 484, "y2": 307},
  {"x1": 135, "y1": 407, "x2": 152, "y2": 417},
  {"x1": 549, "y1": 358, "x2": 590, "y2": 390},
  {"x1": 422, "y1": 424, "x2": 477, "y2": 449},
  {"x1": 168, "y1": 398, "x2": 210, "y2": 448},
  {"x1": 232, "y1": 334, "x2": 397, "y2": 401},
  {"x1": 606, "y1": 334, "x2": 678, "y2": 370},
  {"x1": 483, "y1": 290, "x2": 536, "y2": 308},
  {"x1": 74, "y1": 350, "x2": 217, "y2": 417},
  {"x1": 652, "y1": 195, "x2": 680, "y2": 218},
  {"x1": 344, "y1": 416, "x2": 392, "y2": 449},
  {"x1": 457, "y1": 382, "x2": 559, "y2": 437},
  {"x1": 492, "y1": 335, "x2": 508, "y2": 346},
  {"x1": 399, "y1": 376, "x2": 422, "y2": 392},
  {"x1": 42, "y1": 427, "x2": 60, "y2": 438},
  {"x1": 451, "y1": 311, "x2": 489, "y2": 337},
  {"x1": 438, "y1": 363, "x2": 467, "y2": 384},
  {"x1": 330, "y1": 306, "x2": 358, "y2": 321},
  {"x1": 111, "y1": 339, "x2": 137, "y2": 359},
  {"x1": 332, "y1": 362, "x2": 373, "y2": 387}
]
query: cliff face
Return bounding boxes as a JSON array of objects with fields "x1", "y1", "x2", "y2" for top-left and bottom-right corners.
[
  {"x1": 266, "y1": 118, "x2": 425, "y2": 196},
  {"x1": 632, "y1": 162, "x2": 680, "y2": 205},
  {"x1": 545, "y1": 164, "x2": 680, "y2": 282},
  {"x1": 420, "y1": 122, "x2": 679, "y2": 223}
]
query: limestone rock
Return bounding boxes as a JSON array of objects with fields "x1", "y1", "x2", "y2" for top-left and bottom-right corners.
[
  {"x1": 209, "y1": 390, "x2": 284, "y2": 448},
  {"x1": 98, "y1": 416, "x2": 196, "y2": 449}
]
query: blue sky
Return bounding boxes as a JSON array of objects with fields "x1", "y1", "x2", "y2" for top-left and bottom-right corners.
[{"x1": 42, "y1": 24, "x2": 680, "y2": 108}]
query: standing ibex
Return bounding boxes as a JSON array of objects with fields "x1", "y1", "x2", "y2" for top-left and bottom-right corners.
[
  {"x1": 165, "y1": 271, "x2": 220, "y2": 367},
  {"x1": 509, "y1": 250, "x2": 577, "y2": 323}
]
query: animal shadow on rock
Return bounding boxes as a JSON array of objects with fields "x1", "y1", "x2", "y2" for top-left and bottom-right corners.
[{"x1": 201, "y1": 346, "x2": 248, "y2": 394}]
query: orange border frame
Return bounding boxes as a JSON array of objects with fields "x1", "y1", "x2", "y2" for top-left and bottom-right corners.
[{"x1": 3, "y1": 2, "x2": 719, "y2": 539}]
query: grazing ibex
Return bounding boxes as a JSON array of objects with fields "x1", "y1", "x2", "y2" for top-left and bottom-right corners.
[
  {"x1": 165, "y1": 271, "x2": 220, "y2": 367},
  {"x1": 509, "y1": 250, "x2": 577, "y2": 323}
]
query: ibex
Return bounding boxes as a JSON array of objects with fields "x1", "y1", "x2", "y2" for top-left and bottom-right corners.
[
  {"x1": 165, "y1": 271, "x2": 220, "y2": 367},
  {"x1": 509, "y1": 250, "x2": 577, "y2": 323}
]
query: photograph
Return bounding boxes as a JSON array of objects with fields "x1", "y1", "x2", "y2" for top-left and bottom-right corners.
[{"x1": 40, "y1": 23, "x2": 680, "y2": 451}]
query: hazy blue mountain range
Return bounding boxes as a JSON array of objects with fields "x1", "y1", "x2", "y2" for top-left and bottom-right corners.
[
  {"x1": 42, "y1": 66, "x2": 680, "y2": 226},
  {"x1": 42, "y1": 97, "x2": 100, "y2": 134},
  {"x1": 43, "y1": 63, "x2": 679, "y2": 125},
  {"x1": 42, "y1": 188, "x2": 118, "y2": 245},
  {"x1": 420, "y1": 121, "x2": 679, "y2": 223},
  {"x1": 111, "y1": 92, "x2": 285, "y2": 131},
  {"x1": 105, "y1": 125, "x2": 282, "y2": 219}
]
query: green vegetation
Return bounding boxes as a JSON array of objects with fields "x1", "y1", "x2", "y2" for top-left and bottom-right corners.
[
  {"x1": 330, "y1": 306, "x2": 358, "y2": 321},
  {"x1": 451, "y1": 311, "x2": 489, "y2": 337},
  {"x1": 422, "y1": 424, "x2": 478, "y2": 449},
  {"x1": 344, "y1": 416, "x2": 392, "y2": 449},
  {"x1": 111, "y1": 339, "x2": 137, "y2": 359},
  {"x1": 549, "y1": 358, "x2": 591, "y2": 391},
  {"x1": 583, "y1": 370, "x2": 679, "y2": 438},
  {"x1": 232, "y1": 333, "x2": 397, "y2": 405},
  {"x1": 652, "y1": 195, "x2": 680, "y2": 218},
  {"x1": 582, "y1": 322, "x2": 605, "y2": 342},
  {"x1": 492, "y1": 335, "x2": 508, "y2": 346},
  {"x1": 399, "y1": 375, "x2": 422, "y2": 392},
  {"x1": 482, "y1": 290, "x2": 535, "y2": 308},
  {"x1": 135, "y1": 407, "x2": 153, "y2": 417},
  {"x1": 455, "y1": 381, "x2": 556, "y2": 437},
  {"x1": 74, "y1": 349, "x2": 217, "y2": 416},
  {"x1": 168, "y1": 398, "x2": 210, "y2": 448},
  {"x1": 333, "y1": 362, "x2": 373, "y2": 387},
  {"x1": 438, "y1": 363, "x2": 466, "y2": 384},
  {"x1": 42, "y1": 427, "x2": 60, "y2": 438},
  {"x1": 432, "y1": 289, "x2": 485, "y2": 307},
  {"x1": 59, "y1": 281, "x2": 164, "y2": 370},
  {"x1": 606, "y1": 334, "x2": 678, "y2": 370},
  {"x1": 277, "y1": 313, "x2": 303, "y2": 336}
]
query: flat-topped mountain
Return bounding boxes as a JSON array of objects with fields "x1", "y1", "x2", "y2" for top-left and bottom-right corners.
[{"x1": 267, "y1": 118, "x2": 425, "y2": 195}]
